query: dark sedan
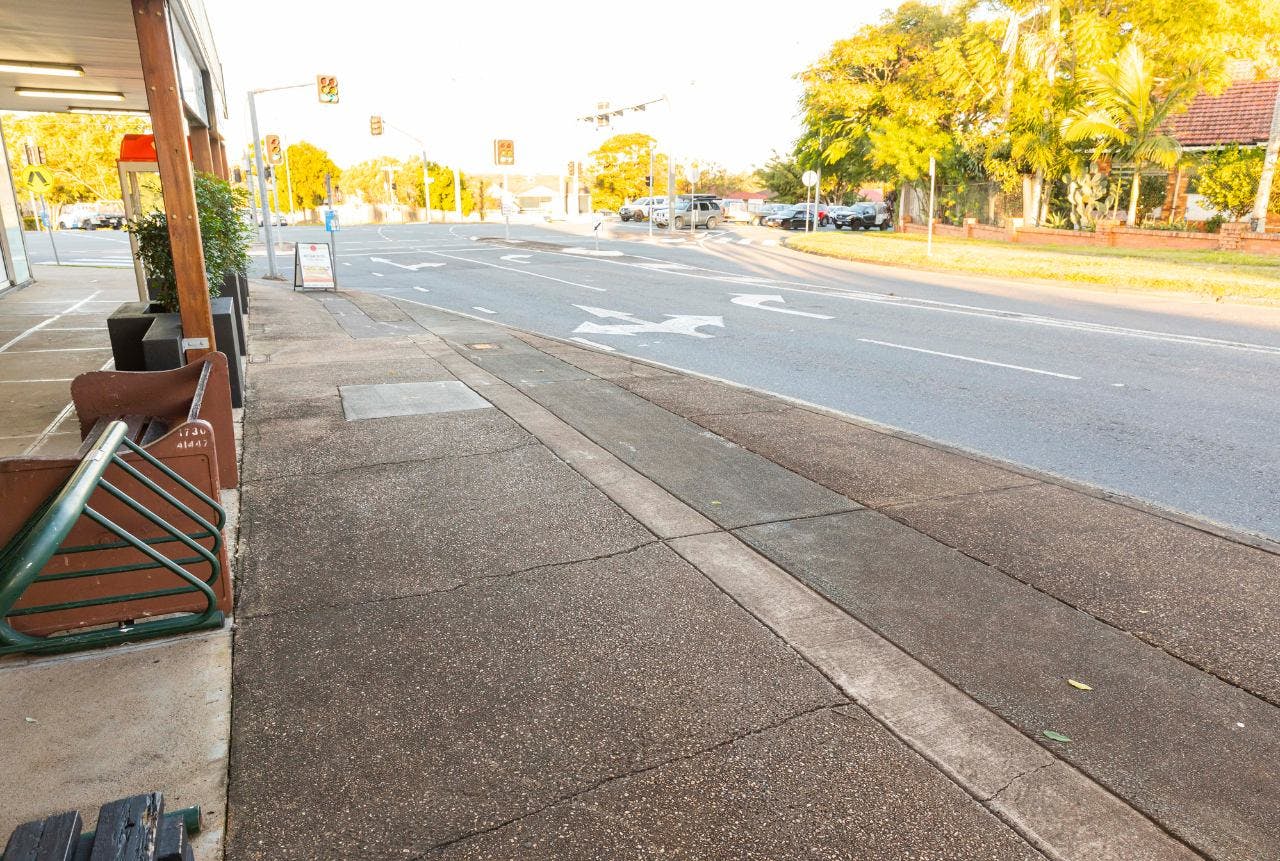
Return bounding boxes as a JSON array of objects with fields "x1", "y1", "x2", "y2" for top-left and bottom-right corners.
[
  {"x1": 770, "y1": 206, "x2": 818, "y2": 230},
  {"x1": 834, "y1": 202, "x2": 892, "y2": 230}
]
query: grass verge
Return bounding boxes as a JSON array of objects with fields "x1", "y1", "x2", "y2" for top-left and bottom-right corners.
[{"x1": 784, "y1": 230, "x2": 1280, "y2": 302}]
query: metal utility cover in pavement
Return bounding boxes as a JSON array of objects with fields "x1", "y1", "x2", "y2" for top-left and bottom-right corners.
[{"x1": 339, "y1": 381, "x2": 492, "y2": 421}]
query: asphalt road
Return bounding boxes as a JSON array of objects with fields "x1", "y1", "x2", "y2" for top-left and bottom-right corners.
[{"x1": 29, "y1": 222, "x2": 1280, "y2": 540}]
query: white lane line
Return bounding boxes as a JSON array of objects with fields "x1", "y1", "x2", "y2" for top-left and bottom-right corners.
[
  {"x1": 0, "y1": 290, "x2": 102, "y2": 353},
  {"x1": 371, "y1": 272, "x2": 384, "y2": 277},
  {"x1": 413, "y1": 248, "x2": 606, "y2": 292},
  {"x1": 570, "y1": 337, "x2": 616, "y2": 352},
  {"x1": 414, "y1": 286, "x2": 430, "y2": 293},
  {"x1": 472, "y1": 306, "x2": 496, "y2": 314},
  {"x1": 858, "y1": 338, "x2": 1082, "y2": 379},
  {"x1": 762, "y1": 239, "x2": 778, "y2": 246},
  {"x1": 737, "y1": 238, "x2": 751, "y2": 244},
  {"x1": 342, "y1": 262, "x2": 352, "y2": 266},
  {"x1": 524, "y1": 245, "x2": 1280, "y2": 357}
]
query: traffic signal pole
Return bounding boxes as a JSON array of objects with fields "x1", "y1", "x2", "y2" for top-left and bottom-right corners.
[
  {"x1": 248, "y1": 80, "x2": 327, "y2": 280},
  {"x1": 381, "y1": 120, "x2": 434, "y2": 225}
]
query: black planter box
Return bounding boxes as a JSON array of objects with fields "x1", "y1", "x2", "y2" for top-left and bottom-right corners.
[
  {"x1": 221, "y1": 272, "x2": 246, "y2": 356},
  {"x1": 107, "y1": 302, "x2": 166, "y2": 372},
  {"x1": 211, "y1": 296, "x2": 244, "y2": 407}
]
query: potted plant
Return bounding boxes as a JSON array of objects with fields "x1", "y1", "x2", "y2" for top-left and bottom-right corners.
[{"x1": 110, "y1": 172, "x2": 254, "y2": 405}]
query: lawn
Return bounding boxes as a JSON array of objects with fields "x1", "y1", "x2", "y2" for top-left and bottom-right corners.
[{"x1": 784, "y1": 230, "x2": 1280, "y2": 302}]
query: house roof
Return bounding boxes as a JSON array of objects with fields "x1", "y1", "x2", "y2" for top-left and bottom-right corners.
[{"x1": 1171, "y1": 79, "x2": 1279, "y2": 148}]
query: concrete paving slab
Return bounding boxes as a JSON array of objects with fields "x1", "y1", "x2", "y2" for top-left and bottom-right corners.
[
  {"x1": 696, "y1": 406, "x2": 1037, "y2": 508},
  {"x1": 244, "y1": 406, "x2": 532, "y2": 482},
  {"x1": 667, "y1": 531, "x2": 1201, "y2": 861},
  {"x1": 738, "y1": 510, "x2": 1280, "y2": 861},
  {"x1": 509, "y1": 332, "x2": 677, "y2": 381},
  {"x1": 236, "y1": 442, "x2": 653, "y2": 616},
  {"x1": 449, "y1": 343, "x2": 598, "y2": 386},
  {"x1": 517, "y1": 378, "x2": 859, "y2": 529},
  {"x1": 2, "y1": 329, "x2": 111, "y2": 351},
  {"x1": 0, "y1": 435, "x2": 37, "y2": 456},
  {"x1": 889, "y1": 483, "x2": 1280, "y2": 704},
  {"x1": 246, "y1": 357, "x2": 452, "y2": 412},
  {"x1": 249, "y1": 334, "x2": 428, "y2": 367},
  {"x1": 227, "y1": 544, "x2": 843, "y2": 860},
  {"x1": 0, "y1": 632, "x2": 231, "y2": 860},
  {"x1": 615, "y1": 374, "x2": 789, "y2": 420},
  {"x1": 340, "y1": 380, "x2": 492, "y2": 421},
  {"x1": 0, "y1": 349, "x2": 110, "y2": 381},
  {"x1": 0, "y1": 380, "x2": 72, "y2": 436},
  {"x1": 428, "y1": 706, "x2": 1046, "y2": 861},
  {"x1": 315, "y1": 295, "x2": 428, "y2": 339}
]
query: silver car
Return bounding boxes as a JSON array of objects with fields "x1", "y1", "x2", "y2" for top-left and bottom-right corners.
[{"x1": 652, "y1": 200, "x2": 721, "y2": 229}]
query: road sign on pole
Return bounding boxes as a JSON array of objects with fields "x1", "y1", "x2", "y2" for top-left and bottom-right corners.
[
  {"x1": 802, "y1": 170, "x2": 819, "y2": 233},
  {"x1": 23, "y1": 164, "x2": 53, "y2": 193}
]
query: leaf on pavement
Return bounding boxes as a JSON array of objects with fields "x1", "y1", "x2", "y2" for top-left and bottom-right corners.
[
  {"x1": 1043, "y1": 730, "x2": 1072, "y2": 743},
  {"x1": 1067, "y1": 679, "x2": 1093, "y2": 691}
]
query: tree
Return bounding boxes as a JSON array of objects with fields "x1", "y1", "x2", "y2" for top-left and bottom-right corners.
[
  {"x1": 280, "y1": 141, "x2": 339, "y2": 211},
  {"x1": 1064, "y1": 40, "x2": 1196, "y2": 225},
  {"x1": 1196, "y1": 146, "x2": 1280, "y2": 220},
  {"x1": 3, "y1": 112, "x2": 151, "y2": 212},
  {"x1": 754, "y1": 153, "x2": 805, "y2": 202},
  {"x1": 342, "y1": 157, "x2": 401, "y2": 205},
  {"x1": 587, "y1": 133, "x2": 666, "y2": 211}
]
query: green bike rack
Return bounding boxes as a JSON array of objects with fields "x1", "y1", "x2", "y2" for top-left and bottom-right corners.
[{"x1": 0, "y1": 420, "x2": 226, "y2": 655}]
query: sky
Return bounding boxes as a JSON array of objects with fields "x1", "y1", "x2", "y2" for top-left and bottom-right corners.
[{"x1": 206, "y1": 0, "x2": 895, "y2": 176}]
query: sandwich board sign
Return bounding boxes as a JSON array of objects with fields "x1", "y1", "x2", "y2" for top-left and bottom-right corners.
[{"x1": 293, "y1": 242, "x2": 336, "y2": 291}]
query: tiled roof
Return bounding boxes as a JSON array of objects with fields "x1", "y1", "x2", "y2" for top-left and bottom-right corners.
[{"x1": 1171, "y1": 79, "x2": 1278, "y2": 147}]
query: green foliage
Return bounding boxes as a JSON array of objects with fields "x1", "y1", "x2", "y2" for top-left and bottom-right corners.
[
  {"x1": 587, "y1": 133, "x2": 667, "y2": 211},
  {"x1": 754, "y1": 153, "x2": 804, "y2": 202},
  {"x1": 127, "y1": 172, "x2": 253, "y2": 313},
  {"x1": 280, "y1": 141, "x2": 339, "y2": 210},
  {"x1": 795, "y1": 0, "x2": 1274, "y2": 227},
  {"x1": 1195, "y1": 146, "x2": 1276, "y2": 220},
  {"x1": 2, "y1": 111, "x2": 150, "y2": 208}
]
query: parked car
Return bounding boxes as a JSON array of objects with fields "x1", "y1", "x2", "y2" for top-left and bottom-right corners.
[
  {"x1": 834, "y1": 201, "x2": 893, "y2": 230},
  {"x1": 748, "y1": 203, "x2": 789, "y2": 226},
  {"x1": 761, "y1": 205, "x2": 795, "y2": 228},
  {"x1": 652, "y1": 199, "x2": 721, "y2": 229},
  {"x1": 772, "y1": 205, "x2": 821, "y2": 230},
  {"x1": 620, "y1": 196, "x2": 662, "y2": 221},
  {"x1": 240, "y1": 208, "x2": 289, "y2": 227},
  {"x1": 794, "y1": 202, "x2": 832, "y2": 226},
  {"x1": 57, "y1": 202, "x2": 124, "y2": 230}
]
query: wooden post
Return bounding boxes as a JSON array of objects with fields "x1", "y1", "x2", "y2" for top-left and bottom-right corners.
[
  {"x1": 189, "y1": 125, "x2": 214, "y2": 175},
  {"x1": 211, "y1": 136, "x2": 229, "y2": 180},
  {"x1": 132, "y1": 0, "x2": 214, "y2": 360}
]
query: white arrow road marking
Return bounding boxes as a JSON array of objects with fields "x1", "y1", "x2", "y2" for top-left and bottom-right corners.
[
  {"x1": 572, "y1": 305, "x2": 724, "y2": 339},
  {"x1": 858, "y1": 338, "x2": 1081, "y2": 380},
  {"x1": 729, "y1": 294, "x2": 834, "y2": 320},
  {"x1": 500, "y1": 254, "x2": 532, "y2": 263},
  {"x1": 370, "y1": 257, "x2": 446, "y2": 270},
  {"x1": 570, "y1": 337, "x2": 616, "y2": 352}
]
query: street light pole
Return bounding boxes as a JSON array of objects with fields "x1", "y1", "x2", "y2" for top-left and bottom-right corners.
[{"x1": 246, "y1": 90, "x2": 278, "y2": 278}]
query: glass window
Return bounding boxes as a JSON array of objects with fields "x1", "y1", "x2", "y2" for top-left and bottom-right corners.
[{"x1": 0, "y1": 127, "x2": 31, "y2": 287}]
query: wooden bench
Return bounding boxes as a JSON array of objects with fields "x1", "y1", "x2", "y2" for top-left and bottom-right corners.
[
  {"x1": 70, "y1": 352, "x2": 237, "y2": 490},
  {"x1": 2, "y1": 794, "x2": 198, "y2": 861}
]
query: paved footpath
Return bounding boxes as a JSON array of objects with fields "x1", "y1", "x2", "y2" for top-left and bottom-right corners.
[{"x1": 226, "y1": 279, "x2": 1279, "y2": 860}]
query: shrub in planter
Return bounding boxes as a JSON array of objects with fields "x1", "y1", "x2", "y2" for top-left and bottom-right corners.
[{"x1": 127, "y1": 171, "x2": 254, "y2": 312}]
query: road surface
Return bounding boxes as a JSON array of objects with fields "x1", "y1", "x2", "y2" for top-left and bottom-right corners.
[{"x1": 31, "y1": 222, "x2": 1280, "y2": 540}]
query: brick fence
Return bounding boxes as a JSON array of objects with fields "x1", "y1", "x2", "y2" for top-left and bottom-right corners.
[{"x1": 901, "y1": 219, "x2": 1280, "y2": 256}]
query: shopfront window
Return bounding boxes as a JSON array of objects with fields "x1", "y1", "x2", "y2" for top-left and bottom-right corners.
[{"x1": 0, "y1": 128, "x2": 32, "y2": 287}]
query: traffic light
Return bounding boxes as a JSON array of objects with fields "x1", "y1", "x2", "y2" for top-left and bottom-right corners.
[
  {"x1": 370, "y1": 115, "x2": 384, "y2": 136},
  {"x1": 316, "y1": 74, "x2": 339, "y2": 104},
  {"x1": 232, "y1": 166, "x2": 243, "y2": 183},
  {"x1": 566, "y1": 160, "x2": 575, "y2": 177},
  {"x1": 493, "y1": 139, "x2": 515, "y2": 166},
  {"x1": 263, "y1": 166, "x2": 273, "y2": 182},
  {"x1": 265, "y1": 134, "x2": 283, "y2": 165}
]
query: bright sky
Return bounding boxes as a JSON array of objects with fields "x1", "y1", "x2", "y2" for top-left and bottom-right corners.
[{"x1": 207, "y1": 0, "x2": 894, "y2": 176}]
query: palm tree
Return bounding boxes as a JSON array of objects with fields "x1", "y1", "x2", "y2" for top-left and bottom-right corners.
[{"x1": 1064, "y1": 40, "x2": 1196, "y2": 226}]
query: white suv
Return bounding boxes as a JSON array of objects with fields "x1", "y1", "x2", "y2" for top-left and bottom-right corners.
[
  {"x1": 652, "y1": 200, "x2": 721, "y2": 229},
  {"x1": 619, "y1": 196, "x2": 664, "y2": 221}
]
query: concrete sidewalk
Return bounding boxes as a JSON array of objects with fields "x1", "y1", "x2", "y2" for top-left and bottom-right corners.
[{"x1": 227, "y1": 280, "x2": 1278, "y2": 860}]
